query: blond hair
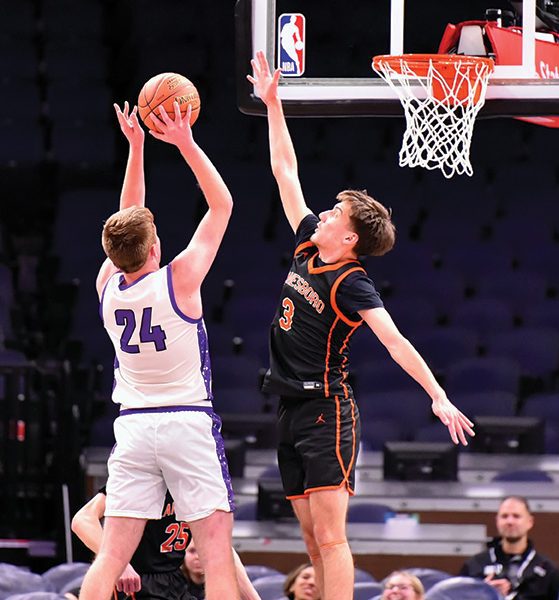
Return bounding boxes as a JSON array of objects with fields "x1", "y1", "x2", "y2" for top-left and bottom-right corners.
[
  {"x1": 102, "y1": 206, "x2": 156, "y2": 273},
  {"x1": 383, "y1": 571, "x2": 425, "y2": 599},
  {"x1": 337, "y1": 189, "x2": 396, "y2": 256}
]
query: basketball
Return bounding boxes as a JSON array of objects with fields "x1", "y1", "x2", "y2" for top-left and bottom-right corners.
[{"x1": 137, "y1": 73, "x2": 201, "y2": 131}]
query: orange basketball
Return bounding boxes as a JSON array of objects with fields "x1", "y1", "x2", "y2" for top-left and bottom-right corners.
[{"x1": 137, "y1": 73, "x2": 200, "y2": 131}]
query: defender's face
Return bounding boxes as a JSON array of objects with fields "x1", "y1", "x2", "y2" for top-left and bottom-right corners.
[
  {"x1": 310, "y1": 201, "x2": 356, "y2": 249},
  {"x1": 496, "y1": 498, "x2": 534, "y2": 543}
]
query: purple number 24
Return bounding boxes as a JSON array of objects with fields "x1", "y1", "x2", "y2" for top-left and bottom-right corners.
[{"x1": 114, "y1": 308, "x2": 167, "y2": 353}]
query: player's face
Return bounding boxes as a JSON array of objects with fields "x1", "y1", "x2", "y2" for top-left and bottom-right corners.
[
  {"x1": 289, "y1": 566, "x2": 319, "y2": 600},
  {"x1": 496, "y1": 498, "x2": 534, "y2": 543},
  {"x1": 382, "y1": 574, "x2": 421, "y2": 600},
  {"x1": 311, "y1": 201, "x2": 357, "y2": 250}
]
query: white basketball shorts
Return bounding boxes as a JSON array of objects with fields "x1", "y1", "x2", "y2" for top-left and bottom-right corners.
[{"x1": 105, "y1": 406, "x2": 234, "y2": 522}]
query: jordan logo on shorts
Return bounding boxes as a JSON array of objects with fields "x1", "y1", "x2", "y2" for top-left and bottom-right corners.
[{"x1": 315, "y1": 413, "x2": 326, "y2": 424}]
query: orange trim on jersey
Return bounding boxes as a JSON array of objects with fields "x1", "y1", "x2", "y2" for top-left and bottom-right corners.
[
  {"x1": 308, "y1": 253, "x2": 360, "y2": 275},
  {"x1": 323, "y1": 316, "x2": 339, "y2": 396},
  {"x1": 344, "y1": 397, "x2": 358, "y2": 481},
  {"x1": 334, "y1": 395, "x2": 347, "y2": 479},
  {"x1": 294, "y1": 241, "x2": 315, "y2": 258},
  {"x1": 338, "y1": 325, "x2": 360, "y2": 398},
  {"x1": 330, "y1": 266, "x2": 366, "y2": 327}
]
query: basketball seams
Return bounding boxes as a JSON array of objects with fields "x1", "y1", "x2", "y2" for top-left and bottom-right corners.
[{"x1": 137, "y1": 73, "x2": 200, "y2": 130}]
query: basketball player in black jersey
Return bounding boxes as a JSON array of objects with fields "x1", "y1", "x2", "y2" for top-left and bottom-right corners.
[
  {"x1": 248, "y1": 51, "x2": 475, "y2": 600},
  {"x1": 72, "y1": 489, "x2": 259, "y2": 600}
]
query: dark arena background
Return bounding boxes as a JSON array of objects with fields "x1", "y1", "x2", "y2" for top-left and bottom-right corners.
[{"x1": 1, "y1": 0, "x2": 559, "y2": 596}]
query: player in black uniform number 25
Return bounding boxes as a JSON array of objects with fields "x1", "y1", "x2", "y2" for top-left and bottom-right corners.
[
  {"x1": 72, "y1": 489, "x2": 259, "y2": 600},
  {"x1": 248, "y1": 50, "x2": 476, "y2": 600}
]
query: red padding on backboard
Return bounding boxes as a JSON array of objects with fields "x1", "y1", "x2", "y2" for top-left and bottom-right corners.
[{"x1": 439, "y1": 21, "x2": 559, "y2": 127}]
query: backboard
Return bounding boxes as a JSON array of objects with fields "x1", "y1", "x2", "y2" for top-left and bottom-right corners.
[{"x1": 235, "y1": 0, "x2": 559, "y2": 119}]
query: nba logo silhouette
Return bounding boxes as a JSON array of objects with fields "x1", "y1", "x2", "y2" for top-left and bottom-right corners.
[{"x1": 278, "y1": 13, "x2": 305, "y2": 77}]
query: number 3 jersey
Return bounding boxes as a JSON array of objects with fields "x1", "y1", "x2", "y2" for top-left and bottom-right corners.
[
  {"x1": 101, "y1": 266, "x2": 212, "y2": 409},
  {"x1": 262, "y1": 214, "x2": 384, "y2": 399}
]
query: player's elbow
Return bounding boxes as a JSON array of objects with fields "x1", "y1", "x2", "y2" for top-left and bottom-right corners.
[
  {"x1": 70, "y1": 513, "x2": 83, "y2": 536},
  {"x1": 381, "y1": 331, "x2": 409, "y2": 356}
]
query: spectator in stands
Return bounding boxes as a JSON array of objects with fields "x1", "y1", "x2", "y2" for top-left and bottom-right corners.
[
  {"x1": 284, "y1": 563, "x2": 320, "y2": 600},
  {"x1": 382, "y1": 571, "x2": 424, "y2": 599},
  {"x1": 460, "y1": 495, "x2": 559, "y2": 599},
  {"x1": 181, "y1": 541, "x2": 205, "y2": 599}
]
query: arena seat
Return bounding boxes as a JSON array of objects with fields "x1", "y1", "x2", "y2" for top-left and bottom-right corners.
[
  {"x1": 347, "y1": 501, "x2": 395, "y2": 523},
  {"x1": 424, "y1": 576, "x2": 501, "y2": 599}
]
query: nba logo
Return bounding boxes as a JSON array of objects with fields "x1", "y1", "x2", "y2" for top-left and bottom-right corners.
[{"x1": 278, "y1": 13, "x2": 305, "y2": 77}]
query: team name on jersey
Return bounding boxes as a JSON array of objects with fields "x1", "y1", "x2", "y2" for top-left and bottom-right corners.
[
  {"x1": 162, "y1": 501, "x2": 175, "y2": 517},
  {"x1": 285, "y1": 271, "x2": 325, "y2": 314}
]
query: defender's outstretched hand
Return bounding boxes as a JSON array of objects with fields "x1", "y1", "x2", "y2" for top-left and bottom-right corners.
[
  {"x1": 247, "y1": 50, "x2": 281, "y2": 106},
  {"x1": 114, "y1": 101, "x2": 144, "y2": 147},
  {"x1": 432, "y1": 397, "x2": 475, "y2": 446},
  {"x1": 148, "y1": 101, "x2": 195, "y2": 149}
]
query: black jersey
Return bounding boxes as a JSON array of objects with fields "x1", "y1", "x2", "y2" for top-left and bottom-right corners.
[
  {"x1": 100, "y1": 487, "x2": 191, "y2": 574},
  {"x1": 262, "y1": 214, "x2": 383, "y2": 399},
  {"x1": 460, "y1": 538, "x2": 559, "y2": 599}
]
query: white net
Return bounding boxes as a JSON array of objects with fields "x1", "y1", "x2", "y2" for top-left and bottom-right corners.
[{"x1": 373, "y1": 55, "x2": 494, "y2": 178}]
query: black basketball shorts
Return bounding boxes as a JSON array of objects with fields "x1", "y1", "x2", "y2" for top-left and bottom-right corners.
[
  {"x1": 116, "y1": 569, "x2": 197, "y2": 600},
  {"x1": 277, "y1": 395, "x2": 361, "y2": 498}
]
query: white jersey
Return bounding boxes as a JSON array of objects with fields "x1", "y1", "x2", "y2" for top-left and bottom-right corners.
[{"x1": 100, "y1": 265, "x2": 212, "y2": 409}]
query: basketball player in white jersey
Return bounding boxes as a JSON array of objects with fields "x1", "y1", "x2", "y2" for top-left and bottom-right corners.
[{"x1": 79, "y1": 101, "x2": 240, "y2": 600}]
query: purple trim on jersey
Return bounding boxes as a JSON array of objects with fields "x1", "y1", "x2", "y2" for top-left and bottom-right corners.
[
  {"x1": 119, "y1": 405, "x2": 213, "y2": 416},
  {"x1": 112, "y1": 356, "x2": 119, "y2": 394},
  {"x1": 166, "y1": 265, "x2": 201, "y2": 324},
  {"x1": 118, "y1": 270, "x2": 155, "y2": 291},
  {"x1": 99, "y1": 271, "x2": 118, "y2": 322},
  {"x1": 210, "y1": 412, "x2": 235, "y2": 511},
  {"x1": 197, "y1": 321, "x2": 213, "y2": 401}
]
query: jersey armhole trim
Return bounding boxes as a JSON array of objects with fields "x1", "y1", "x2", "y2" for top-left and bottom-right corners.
[
  {"x1": 294, "y1": 240, "x2": 315, "y2": 257},
  {"x1": 99, "y1": 271, "x2": 120, "y2": 323},
  {"x1": 166, "y1": 265, "x2": 202, "y2": 324},
  {"x1": 330, "y1": 267, "x2": 366, "y2": 327}
]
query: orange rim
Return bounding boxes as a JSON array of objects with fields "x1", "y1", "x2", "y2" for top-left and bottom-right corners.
[{"x1": 373, "y1": 53, "x2": 494, "y2": 78}]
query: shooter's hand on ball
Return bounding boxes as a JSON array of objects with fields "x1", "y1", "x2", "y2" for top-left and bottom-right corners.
[{"x1": 149, "y1": 101, "x2": 195, "y2": 149}]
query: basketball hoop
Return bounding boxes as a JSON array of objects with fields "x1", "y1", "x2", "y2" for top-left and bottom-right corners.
[{"x1": 372, "y1": 54, "x2": 494, "y2": 178}]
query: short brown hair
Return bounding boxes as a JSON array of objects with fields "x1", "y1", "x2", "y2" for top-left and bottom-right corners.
[
  {"x1": 500, "y1": 495, "x2": 532, "y2": 514},
  {"x1": 338, "y1": 189, "x2": 396, "y2": 256},
  {"x1": 102, "y1": 206, "x2": 156, "y2": 273}
]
